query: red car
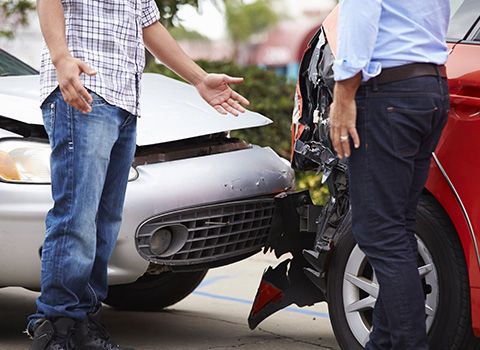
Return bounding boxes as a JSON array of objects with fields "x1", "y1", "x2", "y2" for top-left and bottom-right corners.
[{"x1": 248, "y1": 1, "x2": 480, "y2": 349}]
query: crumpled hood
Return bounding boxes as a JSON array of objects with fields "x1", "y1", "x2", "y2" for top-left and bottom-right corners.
[{"x1": 0, "y1": 74, "x2": 272, "y2": 145}]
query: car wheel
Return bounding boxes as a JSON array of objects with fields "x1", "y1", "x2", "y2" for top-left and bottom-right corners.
[
  {"x1": 104, "y1": 269, "x2": 208, "y2": 311},
  {"x1": 327, "y1": 194, "x2": 478, "y2": 349}
]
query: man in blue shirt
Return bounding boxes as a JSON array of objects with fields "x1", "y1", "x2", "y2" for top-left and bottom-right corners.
[{"x1": 330, "y1": 0, "x2": 450, "y2": 349}]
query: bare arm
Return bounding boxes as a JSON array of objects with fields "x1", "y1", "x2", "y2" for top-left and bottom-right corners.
[
  {"x1": 37, "y1": 0, "x2": 96, "y2": 113},
  {"x1": 329, "y1": 73, "x2": 362, "y2": 159},
  {"x1": 143, "y1": 22, "x2": 249, "y2": 116}
]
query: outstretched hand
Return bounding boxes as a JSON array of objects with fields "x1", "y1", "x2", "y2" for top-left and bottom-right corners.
[{"x1": 195, "y1": 73, "x2": 250, "y2": 116}]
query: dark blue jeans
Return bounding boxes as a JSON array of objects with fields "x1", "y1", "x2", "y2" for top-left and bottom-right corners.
[
  {"x1": 28, "y1": 89, "x2": 137, "y2": 330},
  {"x1": 348, "y1": 76, "x2": 449, "y2": 349}
]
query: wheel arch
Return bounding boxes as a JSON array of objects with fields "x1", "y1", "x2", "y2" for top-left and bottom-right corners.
[{"x1": 425, "y1": 155, "x2": 480, "y2": 337}]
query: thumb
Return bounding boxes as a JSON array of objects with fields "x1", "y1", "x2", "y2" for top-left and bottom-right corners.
[
  {"x1": 223, "y1": 75, "x2": 244, "y2": 85},
  {"x1": 78, "y1": 61, "x2": 97, "y2": 76}
]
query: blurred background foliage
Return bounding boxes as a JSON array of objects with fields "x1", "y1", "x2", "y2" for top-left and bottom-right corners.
[
  {"x1": 0, "y1": 0, "x2": 35, "y2": 38},
  {"x1": 0, "y1": 0, "x2": 206, "y2": 38},
  {"x1": 147, "y1": 60, "x2": 328, "y2": 204}
]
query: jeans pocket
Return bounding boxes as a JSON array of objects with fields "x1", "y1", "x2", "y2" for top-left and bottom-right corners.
[
  {"x1": 386, "y1": 106, "x2": 438, "y2": 157},
  {"x1": 42, "y1": 100, "x2": 57, "y2": 145},
  {"x1": 87, "y1": 90, "x2": 108, "y2": 108}
]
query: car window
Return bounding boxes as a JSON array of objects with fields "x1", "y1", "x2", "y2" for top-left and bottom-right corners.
[
  {"x1": 447, "y1": 0, "x2": 480, "y2": 41},
  {"x1": 0, "y1": 49, "x2": 38, "y2": 77},
  {"x1": 472, "y1": 27, "x2": 480, "y2": 42}
]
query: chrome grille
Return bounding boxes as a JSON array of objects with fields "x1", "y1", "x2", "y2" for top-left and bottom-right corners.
[{"x1": 136, "y1": 198, "x2": 275, "y2": 265}]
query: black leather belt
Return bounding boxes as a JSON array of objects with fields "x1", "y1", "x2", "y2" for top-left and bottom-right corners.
[{"x1": 364, "y1": 63, "x2": 447, "y2": 86}]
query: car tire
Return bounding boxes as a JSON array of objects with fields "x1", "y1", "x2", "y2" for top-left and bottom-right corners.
[
  {"x1": 104, "y1": 270, "x2": 208, "y2": 311},
  {"x1": 326, "y1": 194, "x2": 478, "y2": 350}
]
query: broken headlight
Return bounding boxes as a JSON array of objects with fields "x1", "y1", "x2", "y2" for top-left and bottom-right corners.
[{"x1": 0, "y1": 139, "x2": 138, "y2": 184}]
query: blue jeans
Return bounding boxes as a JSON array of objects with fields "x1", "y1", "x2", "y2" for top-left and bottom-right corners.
[
  {"x1": 28, "y1": 89, "x2": 137, "y2": 329},
  {"x1": 348, "y1": 76, "x2": 449, "y2": 349}
]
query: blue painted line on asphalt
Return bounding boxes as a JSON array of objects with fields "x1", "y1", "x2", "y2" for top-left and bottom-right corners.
[
  {"x1": 192, "y1": 290, "x2": 330, "y2": 319},
  {"x1": 197, "y1": 275, "x2": 231, "y2": 288}
]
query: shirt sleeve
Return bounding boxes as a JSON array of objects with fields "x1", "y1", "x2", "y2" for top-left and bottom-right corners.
[
  {"x1": 333, "y1": 0, "x2": 383, "y2": 82},
  {"x1": 141, "y1": 0, "x2": 161, "y2": 28}
]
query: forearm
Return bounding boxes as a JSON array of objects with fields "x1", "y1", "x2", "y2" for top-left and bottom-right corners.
[
  {"x1": 143, "y1": 22, "x2": 207, "y2": 86},
  {"x1": 334, "y1": 73, "x2": 362, "y2": 103},
  {"x1": 36, "y1": 0, "x2": 70, "y2": 65}
]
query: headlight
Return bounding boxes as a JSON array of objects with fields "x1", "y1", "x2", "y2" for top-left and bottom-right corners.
[{"x1": 0, "y1": 139, "x2": 139, "y2": 184}]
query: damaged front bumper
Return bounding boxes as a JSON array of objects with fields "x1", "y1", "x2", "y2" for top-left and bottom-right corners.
[{"x1": 248, "y1": 166, "x2": 350, "y2": 329}]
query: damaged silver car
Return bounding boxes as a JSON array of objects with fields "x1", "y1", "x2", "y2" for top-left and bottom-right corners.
[{"x1": 0, "y1": 49, "x2": 295, "y2": 309}]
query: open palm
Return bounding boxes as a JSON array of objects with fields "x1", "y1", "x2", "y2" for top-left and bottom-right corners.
[{"x1": 196, "y1": 73, "x2": 250, "y2": 116}]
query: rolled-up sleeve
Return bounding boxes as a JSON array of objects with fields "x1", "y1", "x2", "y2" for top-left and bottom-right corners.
[
  {"x1": 141, "y1": 0, "x2": 161, "y2": 28},
  {"x1": 333, "y1": 0, "x2": 383, "y2": 82}
]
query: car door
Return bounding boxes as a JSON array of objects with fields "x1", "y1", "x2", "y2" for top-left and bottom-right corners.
[{"x1": 425, "y1": 0, "x2": 480, "y2": 336}]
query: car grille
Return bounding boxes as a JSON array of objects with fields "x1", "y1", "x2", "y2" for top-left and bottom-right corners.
[{"x1": 136, "y1": 198, "x2": 276, "y2": 266}]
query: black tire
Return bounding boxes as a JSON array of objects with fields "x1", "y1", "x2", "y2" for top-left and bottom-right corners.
[
  {"x1": 327, "y1": 194, "x2": 478, "y2": 350},
  {"x1": 104, "y1": 270, "x2": 208, "y2": 311}
]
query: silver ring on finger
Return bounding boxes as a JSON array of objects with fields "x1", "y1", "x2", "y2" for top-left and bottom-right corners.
[{"x1": 340, "y1": 135, "x2": 349, "y2": 142}]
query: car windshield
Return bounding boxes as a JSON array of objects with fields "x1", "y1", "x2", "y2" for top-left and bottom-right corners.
[
  {"x1": 0, "y1": 49, "x2": 38, "y2": 77},
  {"x1": 447, "y1": 0, "x2": 480, "y2": 41}
]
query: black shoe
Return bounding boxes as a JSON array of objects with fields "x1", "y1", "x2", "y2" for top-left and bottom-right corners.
[
  {"x1": 29, "y1": 318, "x2": 77, "y2": 350},
  {"x1": 74, "y1": 309, "x2": 134, "y2": 350}
]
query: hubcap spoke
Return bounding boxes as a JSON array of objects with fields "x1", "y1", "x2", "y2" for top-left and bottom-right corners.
[
  {"x1": 344, "y1": 273, "x2": 379, "y2": 298},
  {"x1": 425, "y1": 303, "x2": 435, "y2": 317},
  {"x1": 346, "y1": 295, "x2": 377, "y2": 313},
  {"x1": 418, "y1": 263, "x2": 434, "y2": 278}
]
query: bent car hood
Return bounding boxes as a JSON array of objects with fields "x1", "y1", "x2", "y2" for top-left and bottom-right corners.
[{"x1": 0, "y1": 74, "x2": 272, "y2": 145}]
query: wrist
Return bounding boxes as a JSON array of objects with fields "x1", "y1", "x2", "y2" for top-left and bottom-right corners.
[
  {"x1": 191, "y1": 71, "x2": 208, "y2": 87},
  {"x1": 51, "y1": 51, "x2": 72, "y2": 67}
]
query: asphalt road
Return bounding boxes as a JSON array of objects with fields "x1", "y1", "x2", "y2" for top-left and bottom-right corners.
[{"x1": 0, "y1": 253, "x2": 340, "y2": 350}]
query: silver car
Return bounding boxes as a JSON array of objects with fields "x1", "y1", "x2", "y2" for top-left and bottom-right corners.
[{"x1": 0, "y1": 49, "x2": 294, "y2": 310}]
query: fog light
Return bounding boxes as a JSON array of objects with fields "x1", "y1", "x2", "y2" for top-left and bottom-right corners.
[
  {"x1": 150, "y1": 228, "x2": 172, "y2": 255},
  {"x1": 148, "y1": 224, "x2": 189, "y2": 258}
]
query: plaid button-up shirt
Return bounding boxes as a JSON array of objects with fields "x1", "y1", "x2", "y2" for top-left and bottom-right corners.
[{"x1": 40, "y1": 0, "x2": 160, "y2": 116}]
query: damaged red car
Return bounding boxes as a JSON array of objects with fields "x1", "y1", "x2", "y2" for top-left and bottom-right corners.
[{"x1": 248, "y1": 1, "x2": 480, "y2": 349}]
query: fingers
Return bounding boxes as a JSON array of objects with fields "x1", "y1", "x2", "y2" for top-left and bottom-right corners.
[
  {"x1": 340, "y1": 129, "x2": 351, "y2": 158},
  {"x1": 214, "y1": 105, "x2": 228, "y2": 115},
  {"x1": 349, "y1": 126, "x2": 361, "y2": 149},
  {"x1": 73, "y1": 79, "x2": 93, "y2": 105},
  {"x1": 62, "y1": 81, "x2": 92, "y2": 114},
  {"x1": 231, "y1": 90, "x2": 250, "y2": 106},
  {"x1": 221, "y1": 102, "x2": 240, "y2": 117},
  {"x1": 78, "y1": 60, "x2": 97, "y2": 76},
  {"x1": 330, "y1": 127, "x2": 360, "y2": 159},
  {"x1": 228, "y1": 98, "x2": 246, "y2": 113},
  {"x1": 223, "y1": 75, "x2": 244, "y2": 85},
  {"x1": 330, "y1": 124, "x2": 341, "y2": 158}
]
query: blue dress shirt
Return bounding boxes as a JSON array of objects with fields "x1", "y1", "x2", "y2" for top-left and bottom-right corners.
[{"x1": 333, "y1": 0, "x2": 450, "y2": 82}]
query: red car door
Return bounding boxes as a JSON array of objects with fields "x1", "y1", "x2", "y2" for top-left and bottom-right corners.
[{"x1": 426, "y1": 15, "x2": 480, "y2": 336}]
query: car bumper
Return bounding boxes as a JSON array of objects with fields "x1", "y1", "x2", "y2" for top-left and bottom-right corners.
[{"x1": 0, "y1": 146, "x2": 294, "y2": 288}]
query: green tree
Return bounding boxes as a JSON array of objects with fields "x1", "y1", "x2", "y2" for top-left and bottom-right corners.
[
  {"x1": 156, "y1": 0, "x2": 221, "y2": 27},
  {"x1": 0, "y1": 0, "x2": 35, "y2": 38},
  {"x1": 224, "y1": 0, "x2": 278, "y2": 57},
  {"x1": 169, "y1": 25, "x2": 210, "y2": 41}
]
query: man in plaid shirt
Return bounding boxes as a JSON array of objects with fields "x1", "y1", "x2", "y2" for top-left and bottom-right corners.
[{"x1": 28, "y1": 1, "x2": 250, "y2": 349}]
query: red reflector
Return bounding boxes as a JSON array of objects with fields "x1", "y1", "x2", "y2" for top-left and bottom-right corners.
[{"x1": 251, "y1": 281, "x2": 284, "y2": 317}]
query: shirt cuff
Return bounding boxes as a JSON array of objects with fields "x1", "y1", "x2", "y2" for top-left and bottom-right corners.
[
  {"x1": 142, "y1": 2, "x2": 161, "y2": 28},
  {"x1": 333, "y1": 59, "x2": 382, "y2": 82}
]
